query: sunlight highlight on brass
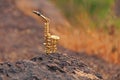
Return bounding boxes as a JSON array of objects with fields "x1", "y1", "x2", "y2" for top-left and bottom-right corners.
[{"x1": 33, "y1": 11, "x2": 60, "y2": 54}]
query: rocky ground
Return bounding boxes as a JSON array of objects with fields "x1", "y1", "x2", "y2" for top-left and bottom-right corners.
[
  {"x1": 0, "y1": 0, "x2": 120, "y2": 80},
  {"x1": 0, "y1": 53, "x2": 103, "y2": 80}
]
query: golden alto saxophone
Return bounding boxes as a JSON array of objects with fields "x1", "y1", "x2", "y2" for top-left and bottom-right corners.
[{"x1": 33, "y1": 11, "x2": 60, "y2": 54}]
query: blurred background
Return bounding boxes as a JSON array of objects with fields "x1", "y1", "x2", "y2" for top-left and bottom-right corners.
[
  {"x1": 0, "y1": 0, "x2": 120, "y2": 64},
  {"x1": 50, "y1": 0, "x2": 120, "y2": 64},
  {"x1": 51, "y1": 0, "x2": 120, "y2": 63}
]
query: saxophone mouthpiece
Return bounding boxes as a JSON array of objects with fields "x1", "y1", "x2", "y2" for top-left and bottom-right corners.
[
  {"x1": 33, "y1": 10, "x2": 49, "y2": 22},
  {"x1": 33, "y1": 10, "x2": 42, "y2": 16}
]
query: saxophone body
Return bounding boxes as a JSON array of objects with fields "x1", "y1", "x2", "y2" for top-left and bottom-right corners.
[{"x1": 33, "y1": 11, "x2": 60, "y2": 54}]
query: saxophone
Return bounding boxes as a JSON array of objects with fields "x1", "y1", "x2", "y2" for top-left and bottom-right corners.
[{"x1": 33, "y1": 11, "x2": 60, "y2": 54}]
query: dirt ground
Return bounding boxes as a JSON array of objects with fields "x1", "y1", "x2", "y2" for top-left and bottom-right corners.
[{"x1": 0, "y1": 0, "x2": 120, "y2": 80}]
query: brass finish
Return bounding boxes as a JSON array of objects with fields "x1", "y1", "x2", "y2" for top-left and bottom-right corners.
[{"x1": 33, "y1": 11, "x2": 60, "y2": 54}]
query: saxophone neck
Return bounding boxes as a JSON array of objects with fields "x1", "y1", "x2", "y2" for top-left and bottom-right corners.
[{"x1": 33, "y1": 10, "x2": 50, "y2": 35}]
